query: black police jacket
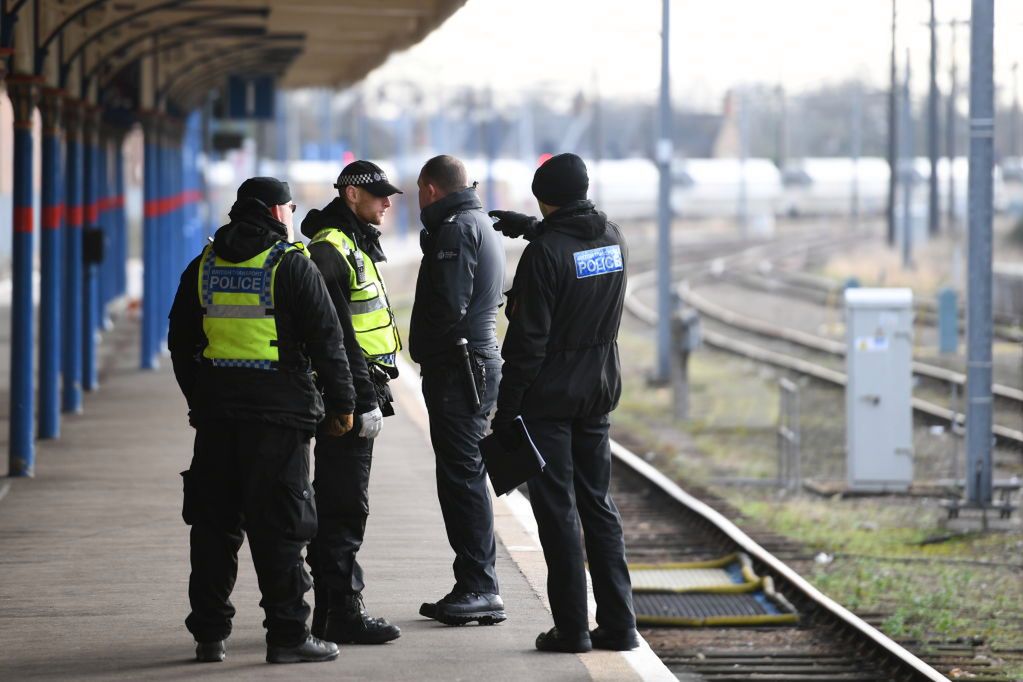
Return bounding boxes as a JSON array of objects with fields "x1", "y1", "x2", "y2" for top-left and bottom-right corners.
[
  {"x1": 494, "y1": 200, "x2": 627, "y2": 426},
  {"x1": 301, "y1": 197, "x2": 387, "y2": 415},
  {"x1": 168, "y1": 197, "x2": 355, "y2": 432},
  {"x1": 409, "y1": 187, "x2": 505, "y2": 364}
]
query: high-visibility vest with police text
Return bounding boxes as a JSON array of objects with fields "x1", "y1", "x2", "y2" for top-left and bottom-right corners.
[
  {"x1": 197, "y1": 240, "x2": 305, "y2": 370},
  {"x1": 309, "y1": 227, "x2": 401, "y2": 368}
]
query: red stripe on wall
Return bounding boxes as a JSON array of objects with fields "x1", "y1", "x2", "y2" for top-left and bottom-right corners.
[
  {"x1": 97, "y1": 196, "x2": 123, "y2": 213},
  {"x1": 85, "y1": 202, "x2": 99, "y2": 224},
  {"x1": 67, "y1": 205, "x2": 83, "y2": 227},
  {"x1": 144, "y1": 191, "x2": 200, "y2": 218},
  {"x1": 14, "y1": 206, "x2": 34, "y2": 234},
  {"x1": 43, "y1": 205, "x2": 64, "y2": 230}
]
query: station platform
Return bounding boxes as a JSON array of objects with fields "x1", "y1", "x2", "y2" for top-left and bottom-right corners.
[{"x1": 0, "y1": 315, "x2": 672, "y2": 681}]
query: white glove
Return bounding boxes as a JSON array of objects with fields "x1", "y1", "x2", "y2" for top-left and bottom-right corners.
[{"x1": 357, "y1": 407, "x2": 384, "y2": 439}]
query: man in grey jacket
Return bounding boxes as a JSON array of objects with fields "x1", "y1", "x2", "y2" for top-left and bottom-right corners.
[{"x1": 409, "y1": 155, "x2": 506, "y2": 625}]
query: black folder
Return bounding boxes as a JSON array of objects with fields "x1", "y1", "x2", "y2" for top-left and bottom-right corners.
[{"x1": 479, "y1": 417, "x2": 546, "y2": 496}]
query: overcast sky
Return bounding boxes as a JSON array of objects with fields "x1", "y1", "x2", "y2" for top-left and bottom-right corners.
[{"x1": 364, "y1": 0, "x2": 1023, "y2": 111}]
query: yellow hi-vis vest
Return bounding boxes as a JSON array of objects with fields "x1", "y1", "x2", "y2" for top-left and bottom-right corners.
[
  {"x1": 309, "y1": 227, "x2": 401, "y2": 368},
  {"x1": 197, "y1": 240, "x2": 305, "y2": 370}
]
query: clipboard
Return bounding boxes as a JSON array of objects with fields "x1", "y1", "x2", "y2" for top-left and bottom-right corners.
[{"x1": 479, "y1": 416, "x2": 546, "y2": 496}]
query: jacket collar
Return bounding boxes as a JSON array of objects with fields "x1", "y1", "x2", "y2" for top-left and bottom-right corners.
[
  {"x1": 419, "y1": 186, "x2": 483, "y2": 232},
  {"x1": 304, "y1": 197, "x2": 387, "y2": 262}
]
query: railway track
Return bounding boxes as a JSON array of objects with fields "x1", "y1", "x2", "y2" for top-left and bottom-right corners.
[
  {"x1": 626, "y1": 249, "x2": 1023, "y2": 450},
  {"x1": 612, "y1": 232, "x2": 1020, "y2": 678},
  {"x1": 736, "y1": 267, "x2": 1023, "y2": 344},
  {"x1": 606, "y1": 436, "x2": 1002, "y2": 680}
]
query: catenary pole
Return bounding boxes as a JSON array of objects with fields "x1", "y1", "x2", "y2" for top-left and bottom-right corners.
[
  {"x1": 947, "y1": 22, "x2": 959, "y2": 234},
  {"x1": 655, "y1": 0, "x2": 673, "y2": 383},
  {"x1": 900, "y1": 51, "x2": 914, "y2": 269},
  {"x1": 965, "y1": 0, "x2": 994, "y2": 507},
  {"x1": 887, "y1": 0, "x2": 898, "y2": 247},
  {"x1": 927, "y1": 0, "x2": 940, "y2": 237}
]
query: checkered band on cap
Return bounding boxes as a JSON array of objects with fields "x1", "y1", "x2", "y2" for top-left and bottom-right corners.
[{"x1": 336, "y1": 171, "x2": 388, "y2": 186}]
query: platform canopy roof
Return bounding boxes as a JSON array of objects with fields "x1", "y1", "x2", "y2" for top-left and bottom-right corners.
[{"x1": 2, "y1": 0, "x2": 465, "y2": 113}]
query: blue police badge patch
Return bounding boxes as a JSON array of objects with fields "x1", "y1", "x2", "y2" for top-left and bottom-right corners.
[
  {"x1": 208, "y1": 267, "x2": 268, "y2": 294},
  {"x1": 573, "y1": 245, "x2": 623, "y2": 279}
]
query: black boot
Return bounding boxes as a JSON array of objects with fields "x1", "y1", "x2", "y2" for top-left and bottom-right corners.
[
  {"x1": 590, "y1": 626, "x2": 640, "y2": 651},
  {"x1": 433, "y1": 591, "x2": 506, "y2": 626},
  {"x1": 311, "y1": 581, "x2": 328, "y2": 639},
  {"x1": 323, "y1": 594, "x2": 401, "y2": 645},
  {"x1": 266, "y1": 635, "x2": 340, "y2": 664},
  {"x1": 194, "y1": 640, "x2": 226, "y2": 663},
  {"x1": 535, "y1": 627, "x2": 592, "y2": 653}
]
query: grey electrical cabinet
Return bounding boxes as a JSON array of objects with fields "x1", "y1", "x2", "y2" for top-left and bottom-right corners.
[{"x1": 844, "y1": 288, "x2": 914, "y2": 491}]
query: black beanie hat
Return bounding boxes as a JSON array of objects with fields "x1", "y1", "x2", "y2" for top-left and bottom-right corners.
[
  {"x1": 237, "y1": 177, "x2": 292, "y2": 206},
  {"x1": 531, "y1": 153, "x2": 589, "y2": 206}
]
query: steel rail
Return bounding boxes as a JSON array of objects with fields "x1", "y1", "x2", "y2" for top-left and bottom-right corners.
[
  {"x1": 608, "y1": 438, "x2": 949, "y2": 681},
  {"x1": 627, "y1": 257, "x2": 1023, "y2": 448},
  {"x1": 681, "y1": 286, "x2": 1023, "y2": 404},
  {"x1": 629, "y1": 274, "x2": 1023, "y2": 447},
  {"x1": 736, "y1": 267, "x2": 1023, "y2": 343}
]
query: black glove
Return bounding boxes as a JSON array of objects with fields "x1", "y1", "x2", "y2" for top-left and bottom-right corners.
[
  {"x1": 488, "y1": 210, "x2": 541, "y2": 241},
  {"x1": 490, "y1": 415, "x2": 520, "y2": 452}
]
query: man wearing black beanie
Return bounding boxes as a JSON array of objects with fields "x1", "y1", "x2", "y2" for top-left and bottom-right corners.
[{"x1": 489, "y1": 153, "x2": 639, "y2": 654}]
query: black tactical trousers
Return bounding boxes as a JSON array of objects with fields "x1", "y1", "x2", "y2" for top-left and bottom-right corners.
[
  {"x1": 307, "y1": 428, "x2": 374, "y2": 598},
  {"x1": 181, "y1": 420, "x2": 316, "y2": 647},
  {"x1": 421, "y1": 359, "x2": 502, "y2": 594},
  {"x1": 525, "y1": 414, "x2": 636, "y2": 634}
]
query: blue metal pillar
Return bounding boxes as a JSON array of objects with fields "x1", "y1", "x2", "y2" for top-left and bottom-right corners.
[
  {"x1": 82, "y1": 106, "x2": 100, "y2": 392},
  {"x1": 7, "y1": 78, "x2": 39, "y2": 476},
  {"x1": 140, "y1": 112, "x2": 161, "y2": 369},
  {"x1": 183, "y1": 113, "x2": 198, "y2": 255},
  {"x1": 113, "y1": 136, "x2": 127, "y2": 298},
  {"x1": 39, "y1": 88, "x2": 64, "y2": 439},
  {"x1": 188, "y1": 111, "x2": 204, "y2": 254},
  {"x1": 62, "y1": 98, "x2": 84, "y2": 412},
  {"x1": 169, "y1": 122, "x2": 183, "y2": 282},
  {"x1": 97, "y1": 131, "x2": 112, "y2": 317},
  {"x1": 158, "y1": 125, "x2": 171, "y2": 345}
]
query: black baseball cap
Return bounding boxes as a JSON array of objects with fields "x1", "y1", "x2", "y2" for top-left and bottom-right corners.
[
  {"x1": 237, "y1": 176, "x2": 292, "y2": 206},
  {"x1": 334, "y1": 160, "x2": 403, "y2": 197}
]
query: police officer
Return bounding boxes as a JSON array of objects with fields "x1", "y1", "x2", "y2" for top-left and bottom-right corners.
[
  {"x1": 410, "y1": 155, "x2": 507, "y2": 625},
  {"x1": 300, "y1": 160, "x2": 402, "y2": 645},
  {"x1": 169, "y1": 177, "x2": 355, "y2": 664},
  {"x1": 489, "y1": 153, "x2": 638, "y2": 653}
]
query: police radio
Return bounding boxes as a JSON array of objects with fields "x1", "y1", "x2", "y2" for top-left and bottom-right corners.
[{"x1": 347, "y1": 248, "x2": 367, "y2": 284}]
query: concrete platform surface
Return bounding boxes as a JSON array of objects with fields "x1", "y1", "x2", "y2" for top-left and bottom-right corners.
[{"x1": 0, "y1": 317, "x2": 667, "y2": 680}]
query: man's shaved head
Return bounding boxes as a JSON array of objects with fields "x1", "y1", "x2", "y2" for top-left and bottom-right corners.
[{"x1": 419, "y1": 155, "x2": 468, "y2": 195}]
